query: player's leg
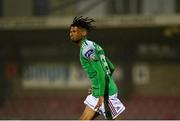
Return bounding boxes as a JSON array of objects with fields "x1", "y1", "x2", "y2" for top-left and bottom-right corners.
[
  {"x1": 92, "y1": 111, "x2": 100, "y2": 120},
  {"x1": 79, "y1": 105, "x2": 98, "y2": 120},
  {"x1": 101, "y1": 94, "x2": 125, "y2": 120},
  {"x1": 108, "y1": 94, "x2": 125, "y2": 119}
]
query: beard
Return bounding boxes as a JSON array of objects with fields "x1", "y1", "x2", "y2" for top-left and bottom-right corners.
[{"x1": 71, "y1": 37, "x2": 82, "y2": 44}]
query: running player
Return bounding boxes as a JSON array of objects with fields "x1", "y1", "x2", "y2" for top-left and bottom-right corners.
[{"x1": 69, "y1": 16, "x2": 125, "y2": 120}]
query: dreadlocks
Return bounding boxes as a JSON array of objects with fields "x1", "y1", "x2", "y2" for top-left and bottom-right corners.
[{"x1": 71, "y1": 16, "x2": 95, "y2": 32}]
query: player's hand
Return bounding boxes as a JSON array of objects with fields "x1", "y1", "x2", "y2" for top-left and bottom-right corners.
[
  {"x1": 88, "y1": 89, "x2": 92, "y2": 94},
  {"x1": 95, "y1": 96, "x2": 104, "y2": 110}
]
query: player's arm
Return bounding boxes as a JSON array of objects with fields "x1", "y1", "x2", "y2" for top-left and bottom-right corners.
[
  {"x1": 83, "y1": 46, "x2": 106, "y2": 110},
  {"x1": 83, "y1": 47, "x2": 106, "y2": 96},
  {"x1": 92, "y1": 60, "x2": 106, "y2": 96}
]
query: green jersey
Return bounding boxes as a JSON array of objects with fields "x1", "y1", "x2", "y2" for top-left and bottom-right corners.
[{"x1": 80, "y1": 39, "x2": 118, "y2": 97}]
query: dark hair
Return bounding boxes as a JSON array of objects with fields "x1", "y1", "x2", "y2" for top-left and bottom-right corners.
[{"x1": 70, "y1": 16, "x2": 95, "y2": 32}]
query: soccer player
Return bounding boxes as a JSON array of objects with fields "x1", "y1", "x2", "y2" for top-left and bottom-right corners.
[{"x1": 69, "y1": 16, "x2": 125, "y2": 120}]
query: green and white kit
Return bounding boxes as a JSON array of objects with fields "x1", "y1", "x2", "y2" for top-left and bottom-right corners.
[{"x1": 80, "y1": 39, "x2": 125, "y2": 119}]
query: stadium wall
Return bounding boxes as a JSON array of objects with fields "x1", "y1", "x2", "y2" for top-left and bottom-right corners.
[{"x1": 0, "y1": 26, "x2": 180, "y2": 119}]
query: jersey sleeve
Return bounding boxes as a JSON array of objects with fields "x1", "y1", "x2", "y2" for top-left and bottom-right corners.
[
  {"x1": 82, "y1": 45, "x2": 106, "y2": 96},
  {"x1": 92, "y1": 60, "x2": 106, "y2": 96}
]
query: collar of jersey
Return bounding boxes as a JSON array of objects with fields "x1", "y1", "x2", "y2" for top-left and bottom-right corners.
[{"x1": 80, "y1": 38, "x2": 88, "y2": 47}]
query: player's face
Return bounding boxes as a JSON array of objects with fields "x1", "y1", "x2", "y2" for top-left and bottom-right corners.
[{"x1": 69, "y1": 26, "x2": 86, "y2": 43}]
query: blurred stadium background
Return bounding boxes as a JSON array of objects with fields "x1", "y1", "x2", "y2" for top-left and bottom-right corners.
[{"x1": 0, "y1": 0, "x2": 180, "y2": 120}]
